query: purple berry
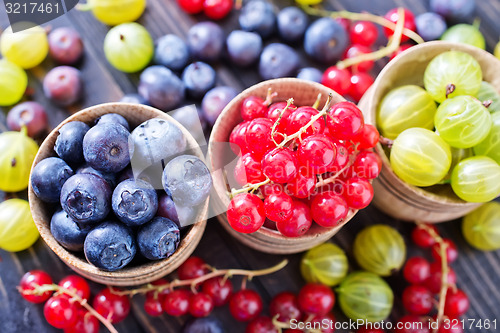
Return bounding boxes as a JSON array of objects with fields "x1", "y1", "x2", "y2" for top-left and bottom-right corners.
[
  {"x1": 259, "y1": 43, "x2": 300, "y2": 80},
  {"x1": 120, "y1": 93, "x2": 149, "y2": 105},
  {"x1": 157, "y1": 193, "x2": 197, "y2": 227},
  {"x1": 43, "y1": 66, "x2": 82, "y2": 106},
  {"x1": 239, "y1": 0, "x2": 276, "y2": 38},
  {"x1": 137, "y1": 216, "x2": 180, "y2": 260},
  {"x1": 304, "y1": 18, "x2": 349, "y2": 64},
  {"x1": 297, "y1": 67, "x2": 323, "y2": 83},
  {"x1": 96, "y1": 113, "x2": 130, "y2": 131},
  {"x1": 188, "y1": 22, "x2": 224, "y2": 62},
  {"x1": 112, "y1": 179, "x2": 158, "y2": 227},
  {"x1": 154, "y1": 34, "x2": 190, "y2": 71},
  {"x1": 7, "y1": 101, "x2": 48, "y2": 137},
  {"x1": 226, "y1": 30, "x2": 262, "y2": 67},
  {"x1": 76, "y1": 164, "x2": 118, "y2": 188},
  {"x1": 48, "y1": 27, "x2": 84, "y2": 65},
  {"x1": 50, "y1": 210, "x2": 92, "y2": 251},
  {"x1": 430, "y1": 0, "x2": 475, "y2": 22},
  {"x1": 277, "y1": 6, "x2": 308, "y2": 42},
  {"x1": 31, "y1": 157, "x2": 74, "y2": 203},
  {"x1": 415, "y1": 12, "x2": 448, "y2": 41},
  {"x1": 182, "y1": 61, "x2": 216, "y2": 99},
  {"x1": 54, "y1": 121, "x2": 90, "y2": 165},
  {"x1": 201, "y1": 86, "x2": 237, "y2": 126},
  {"x1": 138, "y1": 66, "x2": 185, "y2": 111}
]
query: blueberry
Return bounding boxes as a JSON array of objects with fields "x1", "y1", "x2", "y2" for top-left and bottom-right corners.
[
  {"x1": 226, "y1": 30, "x2": 262, "y2": 67},
  {"x1": 96, "y1": 113, "x2": 130, "y2": 131},
  {"x1": 138, "y1": 66, "x2": 185, "y2": 111},
  {"x1": 297, "y1": 67, "x2": 323, "y2": 83},
  {"x1": 155, "y1": 34, "x2": 190, "y2": 71},
  {"x1": 430, "y1": 0, "x2": 475, "y2": 22},
  {"x1": 157, "y1": 193, "x2": 196, "y2": 227},
  {"x1": 239, "y1": 0, "x2": 276, "y2": 38},
  {"x1": 50, "y1": 210, "x2": 92, "y2": 251},
  {"x1": 31, "y1": 157, "x2": 74, "y2": 203},
  {"x1": 182, "y1": 317, "x2": 225, "y2": 333},
  {"x1": 112, "y1": 179, "x2": 158, "y2": 227},
  {"x1": 202, "y1": 86, "x2": 238, "y2": 126},
  {"x1": 182, "y1": 62, "x2": 216, "y2": 99},
  {"x1": 304, "y1": 17, "x2": 349, "y2": 64},
  {"x1": 170, "y1": 105, "x2": 207, "y2": 144},
  {"x1": 415, "y1": 12, "x2": 447, "y2": 41},
  {"x1": 84, "y1": 221, "x2": 136, "y2": 271},
  {"x1": 137, "y1": 216, "x2": 180, "y2": 260},
  {"x1": 120, "y1": 93, "x2": 150, "y2": 105},
  {"x1": 76, "y1": 164, "x2": 118, "y2": 188},
  {"x1": 162, "y1": 155, "x2": 212, "y2": 206},
  {"x1": 188, "y1": 22, "x2": 224, "y2": 62},
  {"x1": 54, "y1": 121, "x2": 90, "y2": 165},
  {"x1": 60, "y1": 173, "x2": 112, "y2": 225},
  {"x1": 258, "y1": 43, "x2": 300, "y2": 80},
  {"x1": 277, "y1": 6, "x2": 308, "y2": 42},
  {"x1": 118, "y1": 167, "x2": 134, "y2": 183},
  {"x1": 83, "y1": 123, "x2": 131, "y2": 173}
]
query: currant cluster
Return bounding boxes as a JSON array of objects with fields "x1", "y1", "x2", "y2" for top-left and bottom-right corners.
[{"x1": 227, "y1": 94, "x2": 381, "y2": 237}]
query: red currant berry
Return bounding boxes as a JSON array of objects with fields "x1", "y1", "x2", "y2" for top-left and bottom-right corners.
[
  {"x1": 230, "y1": 121, "x2": 250, "y2": 155},
  {"x1": 297, "y1": 134, "x2": 337, "y2": 174},
  {"x1": 321, "y1": 66, "x2": 351, "y2": 96},
  {"x1": 246, "y1": 316, "x2": 279, "y2": 333},
  {"x1": 267, "y1": 101, "x2": 296, "y2": 121},
  {"x1": 350, "y1": 21, "x2": 378, "y2": 47},
  {"x1": 425, "y1": 262, "x2": 457, "y2": 294},
  {"x1": 246, "y1": 118, "x2": 275, "y2": 159},
  {"x1": 92, "y1": 288, "x2": 130, "y2": 324},
  {"x1": 260, "y1": 183, "x2": 285, "y2": 197},
  {"x1": 144, "y1": 294, "x2": 164, "y2": 316},
  {"x1": 64, "y1": 309, "x2": 99, "y2": 333},
  {"x1": 444, "y1": 288, "x2": 469, "y2": 317},
  {"x1": 297, "y1": 283, "x2": 335, "y2": 316},
  {"x1": 262, "y1": 147, "x2": 298, "y2": 183},
  {"x1": 354, "y1": 124, "x2": 379, "y2": 149},
  {"x1": 235, "y1": 153, "x2": 266, "y2": 186},
  {"x1": 306, "y1": 312, "x2": 336, "y2": 333},
  {"x1": 202, "y1": 277, "x2": 233, "y2": 306},
  {"x1": 59, "y1": 275, "x2": 91, "y2": 301},
  {"x1": 242, "y1": 96, "x2": 267, "y2": 120},
  {"x1": 285, "y1": 170, "x2": 317, "y2": 199},
  {"x1": 383, "y1": 8, "x2": 416, "y2": 42},
  {"x1": 402, "y1": 285, "x2": 434, "y2": 315},
  {"x1": 286, "y1": 106, "x2": 325, "y2": 138},
  {"x1": 264, "y1": 191, "x2": 294, "y2": 223},
  {"x1": 412, "y1": 224, "x2": 439, "y2": 248},
  {"x1": 431, "y1": 238, "x2": 458, "y2": 264},
  {"x1": 349, "y1": 72, "x2": 374, "y2": 102},
  {"x1": 203, "y1": 0, "x2": 232, "y2": 20},
  {"x1": 178, "y1": 256, "x2": 209, "y2": 280},
  {"x1": 269, "y1": 291, "x2": 301, "y2": 323},
  {"x1": 350, "y1": 150, "x2": 382, "y2": 179},
  {"x1": 343, "y1": 177, "x2": 374, "y2": 209},
  {"x1": 357, "y1": 326, "x2": 385, "y2": 333},
  {"x1": 227, "y1": 193, "x2": 266, "y2": 233},
  {"x1": 177, "y1": 0, "x2": 203, "y2": 14},
  {"x1": 146, "y1": 279, "x2": 170, "y2": 303},
  {"x1": 403, "y1": 257, "x2": 431, "y2": 285},
  {"x1": 326, "y1": 101, "x2": 364, "y2": 140},
  {"x1": 390, "y1": 44, "x2": 413, "y2": 60},
  {"x1": 163, "y1": 289, "x2": 191, "y2": 316},
  {"x1": 19, "y1": 270, "x2": 53, "y2": 303},
  {"x1": 189, "y1": 292, "x2": 214, "y2": 317},
  {"x1": 229, "y1": 289, "x2": 263, "y2": 322},
  {"x1": 327, "y1": 140, "x2": 349, "y2": 173},
  {"x1": 344, "y1": 44, "x2": 374, "y2": 72},
  {"x1": 394, "y1": 315, "x2": 430, "y2": 333},
  {"x1": 311, "y1": 191, "x2": 348, "y2": 227},
  {"x1": 44, "y1": 295, "x2": 79, "y2": 329},
  {"x1": 276, "y1": 200, "x2": 312, "y2": 237}
]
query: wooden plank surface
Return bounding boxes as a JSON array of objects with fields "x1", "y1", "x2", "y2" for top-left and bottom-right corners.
[{"x1": 1, "y1": 0, "x2": 500, "y2": 332}]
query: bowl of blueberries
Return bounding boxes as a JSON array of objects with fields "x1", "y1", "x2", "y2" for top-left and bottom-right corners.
[{"x1": 28, "y1": 102, "x2": 212, "y2": 286}]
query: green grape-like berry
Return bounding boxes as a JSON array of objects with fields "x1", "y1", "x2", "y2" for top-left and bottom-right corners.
[
  {"x1": 451, "y1": 156, "x2": 500, "y2": 203},
  {"x1": 390, "y1": 128, "x2": 452, "y2": 187},
  {"x1": 300, "y1": 243, "x2": 349, "y2": 287},
  {"x1": 444, "y1": 147, "x2": 474, "y2": 181},
  {"x1": 377, "y1": 85, "x2": 437, "y2": 140},
  {"x1": 441, "y1": 24, "x2": 486, "y2": 50},
  {"x1": 473, "y1": 111, "x2": 500, "y2": 164},
  {"x1": 424, "y1": 50, "x2": 482, "y2": 103},
  {"x1": 0, "y1": 59, "x2": 28, "y2": 106},
  {"x1": 0, "y1": 23, "x2": 49, "y2": 69},
  {"x1": 0, "y1": 199, "x2": 39, "y2": 252},
  {"x1": 477, "y1": 81, "x2": 500, "y2": 113},
  {"x1": 435, "y1": 95, "x2": 492, "y2": 149},
  {"x1": 462, "y1": 202, "x2": 500, "y2": 251}
]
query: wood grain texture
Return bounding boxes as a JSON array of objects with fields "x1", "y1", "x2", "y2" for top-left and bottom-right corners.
[{"x1": 1, "y1": 0, "x2": 500, "y2": 332}]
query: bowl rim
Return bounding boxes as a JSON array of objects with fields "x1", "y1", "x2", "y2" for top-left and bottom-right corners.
[{"x1": 28, "y1": 102, "x2": 208, "y2": 280}]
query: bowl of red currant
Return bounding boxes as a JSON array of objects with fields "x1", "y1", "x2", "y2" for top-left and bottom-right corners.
[
  {"x1": 208, "y1": 78, "x2": 381, "y2": 254},
  {"x1": 28, "y1": 102, "x2": 209, "y2": 286},
  {"x1": 359, "y1": 41, "x2": 500, "y2": 223}
]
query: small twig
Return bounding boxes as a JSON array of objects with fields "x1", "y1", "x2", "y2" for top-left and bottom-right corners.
[
  {"x1": 271, "y1": 98, "x2": 295, "y2": 146},
  {"x1": 446, "y1": 84, "x2": 456, "y2": 99},
  {"x1": 231, "y1": 177, "x2": 271, "y2": 197},
  {"x1": 483, "y1": 100, "x2": 492, "y2": 108},
  {"x1": 378, "y1": 136, "x2": 394, "y2": 148}
]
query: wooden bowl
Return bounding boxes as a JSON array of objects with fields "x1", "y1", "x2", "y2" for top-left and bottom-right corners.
[
  {"x1": 28, "y1": 103, "x2": 208, "y2": 286},
  {"x1": 358, "y1": 41, "x2": 500, "y2": 223},
  {"x1": 208, "y1": 78, "x2": 358, "y2": 254}
]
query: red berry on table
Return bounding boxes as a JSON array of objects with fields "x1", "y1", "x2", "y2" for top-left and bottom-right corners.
[
  {"x1": 297, "y1": 283, "x2": 335, "y2": 316},
  {"x1": 285, "y1": 170, "x2": 317, "y2": 199},
  {"x1": 178, "y1": 0, "x2": 204, "y2": 14},
  {"x1": 146, "y1": 279, "x2": 170, "y2": 302},
  {"x1": 403, "y1": 257, "x2": 431, "y2": 284},
  {"x1": 383, "y1": 8, "x2": 417, "y2": 42},
  {"x1": 402, "y1": 285, "x2": 434, "y2": 315},
  {"x1": 245, "y1": 118, "x2": 276, "y2": 159},
  {"x1": 321, "y1": 66, "x2": 351, "y2": 96},
  {"x1": 297, "y1": 134, "x2": 337, "y2": 174},
  {"x1": 229, "y1": 289, "x2": 263, "y2": 322},
  {"x1": 350, "y1": 150, "x2": 382, "y2": 179},
  {"x1": 311, "y1": 191, "x2": 348, "y2": 228},
  {"x1": 144, "y1": 294, "x2": 164, "y2": 316},
  {"x1": 326, "y1": 101, "x2": 364, "y2": 140},
  {"x1": 227, "y1": 193, "x2": 266, "y2": 234},
  {"x1": 178, "y1": 256, "x2": 209, "y2": 280},
  {"x1": 64, "y1": 308, "x2": 99, "y2": 333},
  {"x1": 349, "y1": 72, "x2": 374, "y2": 102},
  {"x1": 235, "y1": 153, "x2": 266, "y2": 186},
  {"x1": 343, "y1": 177, "x2": 374, "y2": 209},
  {"x1": 344, "y1": 44, "x2": 374, "y2": 72},
  {"x1": 19, "y1": 270, "x2": 53, "y2": 303},
  {"x1": 230, "y1": 121, "x2": 250, "y2": 155},
  {"x1": 163, "y1": 289, "x2": 191, "y2": 316},
  {"x1": 269, "y1": 291, "x2": 302, "y2": 323},
  {"x1": 246, "y1": 316, "x2": 279, "y2": 333},
  {"x1": 262, "y1": 147, "x2": 298, "y2": 183},
  {"x1": 92, "y1": 288, "x2": 130, "y2": 324},
  {"x1": 203, "y1": 0, "x2": 233, "y2": 20},
  {"x1": 189, "y1": 292, "x2": 214, "y2": 317},
  {"x1": 394, "y1": 315, "x2": 430, "y2": 333},
  {"x1": 350, "y1": 21, "x2": 378, "y2": 47},
  {"x1": 357, "y1": 326, "x2": 385, "y2": 333},
  {"x1": 444, "y1": 288, "x2": 469, "y2": 317},
  {"x1": 44, "y1": 295, "x2": 79, "y2": 329},
  {"x1": 431, "y1": 238, "x2": 458, "y2": 264},
  {"x1": 264, "y1": 191, "x2": 294, "y2": 223},
  {"x1": 305, "y1": 312, "x2": 336, "y2": 333},
  {"x1": 355, "y1": 124, "x2": 380, "y2": 149},
  {"x1": 7, "y1": 101, "x2": 48, "y2": 137},
  {"x1": 241, "y1": 96, "x2": 268, "y2": 120},
  {"x1": 202, "y1": 276, "x2": 233, "y2": 306},
  {"x1": 425, "y1": 262, "x2": 457, "y2": 294},
  {"x1": 276, "y1": 200, "x2": 313, "y2": 237},
  {"x1": 411, "y1": 224, "x2": 439, "y2": 248},
  {"x1": 286, "y1": 106, "x2": 325, "y2": 139},
  {"x1": 58, "y1": 275, "x2": 91, "y2": 300}
]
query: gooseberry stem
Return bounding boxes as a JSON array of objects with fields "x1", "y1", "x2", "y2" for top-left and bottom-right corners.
[{"x1": 378, "y1": 136, "x2": 394, "y2": 148}]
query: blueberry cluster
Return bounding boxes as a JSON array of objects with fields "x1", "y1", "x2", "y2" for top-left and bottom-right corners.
[{"x1": 31, "y1": 114, "x2": 212, "y2": 271}]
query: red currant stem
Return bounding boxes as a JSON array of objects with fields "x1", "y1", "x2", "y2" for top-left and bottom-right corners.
[
  {"x1": 240, "y1": 276, "x2": 247, "y2": 290},
  {"x1": 264, "y1": 88, "x2": 279, "y2": 106},
  {"x1": 312, "y1": 93, "x2": 322, "y2": 110},
  {"x1": 230, "y1": 177, "x2": 271, "y2": 197},
  {"x1": 271, "y1": 98, "x2": 295, "y2": 146},
  {"x1": 315, "y1": 151, "x2": 358, "y2": 188},
  {"x1": 271, "y1": 314, "x2": 291, "y2": 332},
  {"x1": 378, "y1": 136, "x2": 394, "y2": 149},
  {"x1": 109, "y1": 259, "x2": 288, "y2": 297},
  {"x1": 17, "y1": 284, "x2": 118, "y2": 333}
]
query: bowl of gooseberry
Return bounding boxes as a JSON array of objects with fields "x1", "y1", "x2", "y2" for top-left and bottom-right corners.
[
  {"x1": 209, "y1": 78, "x2": 380, "y2": 254},
  {"x1": 28, "y1": 102, "x2": 209, "y2": 286},
  {"x1": 359, "y1": 41, "x2": 500, "y2": 223}
]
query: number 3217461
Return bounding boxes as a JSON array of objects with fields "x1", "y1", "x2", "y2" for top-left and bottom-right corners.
[
  {"x1": 443, "y1": 318, "x2": 497, "y2": 330},
  {"x1": 5, "y1": 2, "x2": 61, "y2": 14}
]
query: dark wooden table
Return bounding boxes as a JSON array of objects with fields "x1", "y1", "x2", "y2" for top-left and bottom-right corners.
[{"x1": 1, "y1": 0, "x2": 500, "y2": 332}]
